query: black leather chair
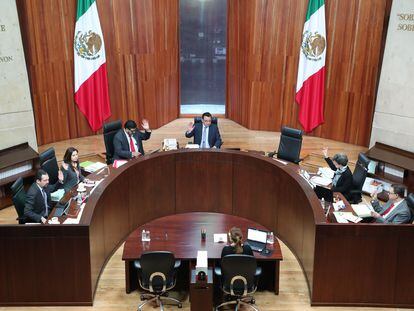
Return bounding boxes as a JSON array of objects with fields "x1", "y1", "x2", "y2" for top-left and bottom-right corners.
[
  {"x1": 349, "y1": 153, "x2": 370, "y2": 204},
  {"x1": 10, "y1": 177, "x2": 26, "y2": 224},
  {"x1": 269, "y1": 126, "x2": 303, "y2": 164},
  {"x1": 194, "y1": 116, "x2": 218, "y2": 125},
  {"x1": 406, "y1": 193, "x2": 414, "y2": 223},
  {"x1": 103, "y1": 120, "x2": 122, "y2": 164},
  {"x1": 134, "y1": 251, "x2": 182, "y2": 310},
  {"x1": 215, "y1": 254, "x2": 261, "y2": 311},
  {"x1": 39, "y1": 147, "x2": 59, "y2": 186}
]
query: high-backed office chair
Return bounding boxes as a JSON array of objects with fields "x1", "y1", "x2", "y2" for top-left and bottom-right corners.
[
  {"x1": 268, "y1": 126, "x2": 303, "y2": 164},
  {"x1": 39, "y1": 147, "x2": 59, "y2": 186},
  {"x1": 10, "y1": 177, "x2": 26, "y2": 224},
  {"x1": 194, "y1": 116, "x2": 218, "y2": 125},
  {"x1": 349, "y1": 153, "x2": 370, "y2": 204},
  {"x1": 103, "y1": 119, "x2": 122, "y2": 164},
  {"x1": 215, "y1": 254, "x2": 262, "y2": 311},
  {"x1": 134, "y1": 251, "x2": 182, "y2": 310},
  {"x1": 406, "y1": 193, "x2": 414, "y2": 223}
]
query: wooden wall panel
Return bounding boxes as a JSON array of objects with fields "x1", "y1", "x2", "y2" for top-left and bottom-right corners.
[
  {"x1": 16, "y1": 0, "x2": 179, "y2": 145},
  {"x1": 227, "y1": 0, "x2": 392, "y2": 146}
]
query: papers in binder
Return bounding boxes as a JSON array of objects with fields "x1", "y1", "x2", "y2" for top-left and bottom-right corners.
[
  {"x1": 163, "y1": 138, "x2": 178, "y2": 151},
  {"x1": 214, "y1": 233, "x2": 227, "y2": 243},
  {"x1": 318, "y1": 167, "x2": 335, "y2": 179},
  {"x1": 311, "y1": 176, "x2": 332, "y2": 187},
  {"x1": 351, "y1": 204, "x2": 373, "y2": 218}
]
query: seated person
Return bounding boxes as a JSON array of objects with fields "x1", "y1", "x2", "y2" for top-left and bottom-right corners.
[
  {"x1": 322, "y1": 147, "x2": 353, "y2": 200},
  {"x1": 221, "y1": 227, "x2": 253, "y2": 258},
  {"x1": 60, "y1": 147, "x2": 85, "y2": 192},
  {"x1": 185, "y1": 112, "x2": 222, "y2": 148},
  {"x1": 370, "y1": 184, "x2": 411, "y2": 224},
  {"x1": 24, "y1": 169, "x2": 61, "y2": 224},
  {"x1": 113, "y1": 119, "x2": 151, "y2": 160}
]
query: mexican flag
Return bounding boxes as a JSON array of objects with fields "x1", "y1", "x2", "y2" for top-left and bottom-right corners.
[
  {"x1": 295, "y1": 0, "x2": 326, "y2": 133},
  {"x1": 74, "y1": 0, "x2": 111, "y2": 131}
]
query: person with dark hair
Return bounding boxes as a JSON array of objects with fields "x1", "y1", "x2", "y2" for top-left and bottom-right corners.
[
  {"x1": 185, "y1": 112, "x2": 222, "y2": 148},
  {"x1": 113, "y1": 119, "x2": 151, "y2": 160},
  {"x1": 370, "y1": 184, "x2": 411, "y2": 224},
  {"x1": 221, "y1": 227, "x2": 253, "y2": 258},
  {"x1": 24, "y1": 169, "x2": 61, "y2": 223},
  {"x1": 60, "y1": 147, "x2": 85, "y2": 192},
  {"x1": 322, "y1": 147, "x2": 353, "y2": 200}
]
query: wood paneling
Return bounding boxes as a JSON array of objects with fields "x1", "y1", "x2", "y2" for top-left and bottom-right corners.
[
  {"x1": 16, "y1": 0, "x2": 179, "y2": 145},
  {"x1": 227, "y1": 0, "x2": 392, "y2": 146}
]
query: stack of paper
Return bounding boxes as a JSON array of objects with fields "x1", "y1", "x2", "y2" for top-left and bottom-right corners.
[
  {"x1": 333, "y1": 212, "x2": 363, "y2": 223},
  {"x1": 80, "y1": 161, "x2": 106, "y2": 173},
  {"x1": 318, "y1": 167, "x2": 335, "y2": 179},
  {"x1": 351, "y1": 204, "x2": 373, "y2": 218},
  {"x1": 185, "y1": 144, "x2": 199, "y2": 149}
]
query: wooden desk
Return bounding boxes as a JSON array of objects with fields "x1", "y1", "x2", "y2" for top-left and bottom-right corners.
[
  {"x1": 1, "y1": 149, "x2": 414, "y2": 307},
  {"x1": 122, "y1": 212, "x2": 283, "y2": 294}
]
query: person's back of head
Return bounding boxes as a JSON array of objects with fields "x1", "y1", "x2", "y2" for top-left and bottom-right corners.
[
  {"x1": 124, "y1": 120, "x2": 137, "y2": 130},
  {"x1": 229, "y1": 227, "x2": 244, "y2": 254},
  {"x1": 391, "y1": 184, "x2": 406, "y2": 199},
  {"x1": 332, "y1": 153, "x2": 348, "y2": 167}
]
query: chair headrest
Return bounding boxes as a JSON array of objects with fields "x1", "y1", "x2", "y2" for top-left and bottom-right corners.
[
  {"x1": 407, "y1": 193, "x2": 414, "y2": 209},
  {"x1": 103, "y1": 120, "x2": 122, "y2": 134},
  {"x1": 357, "y1": 153, "x2": 370, "y2": 169},
  {"x1": 39, "y1": 147, "x2": 56, "y2": 165},
  {"x1": 194, "y1": 116, "x2": 218, "y2": 125},
  {"x1": 281, "y1": 126, "x2": 303, "y2": 139},
  {"x1": 10, "y1": 177, "x2": 24, "y2": 194}
]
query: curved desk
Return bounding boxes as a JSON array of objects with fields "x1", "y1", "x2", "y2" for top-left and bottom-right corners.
[
  {"x1": 122, "y1": 212, "x2": 283, "y2": 294},
  {"x1": 0, "y1": 149, "x2": 413, "y2": 307}
]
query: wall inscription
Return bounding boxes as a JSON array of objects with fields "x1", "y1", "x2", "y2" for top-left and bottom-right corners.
[{"x1": 397, "y1": 13, "x2": 414, "y2": 31}]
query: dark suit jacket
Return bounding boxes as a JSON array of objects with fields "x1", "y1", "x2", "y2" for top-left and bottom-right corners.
[
  {"x1": 113, "y1": 129, "x2": 151, "y2": 160},
  {"x1": 24, "y1": 182, "x2": 57, "y2": 223},
  {"x1": 60, "y1": 163, "x2": 85, "y2": 192},
  {"x1": 185, "y1": 123, "x2": 222, "y2": 148},
  {"x1": 324, "y1": 157, "x2": 353, "y2": 200},
  {"x1": 372, "y1": 199, "x2": 411, "y2": 224}
]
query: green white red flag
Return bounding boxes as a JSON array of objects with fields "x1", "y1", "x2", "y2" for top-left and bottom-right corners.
[
  {"x1": 295, "y1": 0, "x2": 326, "y2": 133},
  {"x1": 74, "y1": 0, "x2": 111, "y2": 131}
]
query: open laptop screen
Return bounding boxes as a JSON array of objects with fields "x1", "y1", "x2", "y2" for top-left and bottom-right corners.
[{"x1": 247, "y1": 228, "x2": 267, "y2": 243}]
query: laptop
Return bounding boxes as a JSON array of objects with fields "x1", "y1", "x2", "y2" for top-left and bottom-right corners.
[
  {"x1": 314, "y1": 185, "x2": 334, "y2": 203},
  {"x1": 53, "y1": 198, "x2": 72, "y2": 217},
  {"x1": 245, "y1": 228, "x2": 268, "y2": 253}
]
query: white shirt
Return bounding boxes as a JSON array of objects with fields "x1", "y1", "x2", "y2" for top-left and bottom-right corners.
[
  {"x1": 201, "y1": 125, "x2": 210, "y2": 148},
  {"x1": 124, "y1": 129, "x2": 138, "y2": 152}
]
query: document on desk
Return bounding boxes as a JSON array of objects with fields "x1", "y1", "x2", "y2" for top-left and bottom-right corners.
[
  {"x1": 311, "y1": 176, "x2": 332, "y2": 187},
  {"x1": 214, "y1": 233, "x2": 227, "y2": 243},
  {"x1": 318, "y1": 167, "x2": 335, "y2": 179},
  {"x1": 333, "y1": 212, "x2": 349, "y2": 223},
  {"x1": 351, "y1": 204, "x2": 373, "y2": 218},
  {"x1": 196, "y1": 251, "x2": 208, "y2": 269}
]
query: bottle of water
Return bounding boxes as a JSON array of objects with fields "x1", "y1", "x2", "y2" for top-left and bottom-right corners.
[
  {"x1": 141, "y1": 229, "x2": 146, "y2": 242},
  {"x1": 321, "y1": 198, "x2": 325, "y2": 210},
  {"x1": 267, "y1": 232, "x2": 274, "y2": 244}
]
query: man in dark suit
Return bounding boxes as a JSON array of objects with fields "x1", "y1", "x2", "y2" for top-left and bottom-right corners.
[
  {"x1": 113, "y1": 119, "x2": 151, "y2": 160},
  {"x1": 24, "y1": 169, "x2": 60, "y2": 224},
  {"x1": 322, "y1": 148, "x2": 353, "y2": 200},
  {"x1": 371, "y1": 184, "x2": 411, "y2": 224},
  {"x1": 185, "y1": 112, "x2": 222, "y2": 148}
]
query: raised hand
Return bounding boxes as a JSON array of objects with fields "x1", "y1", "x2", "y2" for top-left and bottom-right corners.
[
  {"x1": 322, "y1": 147, "x2": 329, "y2": 158},
  {"x1": 58, "y1": 170, "x2": 64, "y2": 182},
  {"x1": 187, "y1": 122, "x2": 194, "y2": 132},
  {"x1": 141, "y1": 119, "x2": 150, "y2": 131}
]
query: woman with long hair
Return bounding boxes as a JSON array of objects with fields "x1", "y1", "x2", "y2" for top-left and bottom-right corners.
[
  {"x1": 221, "y1": 227, "x2": 253, "y2": 258},
  {"x1": 60, "y1": 147, "x2": 85, "y2": 192}
]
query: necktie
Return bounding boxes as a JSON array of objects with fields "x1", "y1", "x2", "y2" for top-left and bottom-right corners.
[
  {"x1": 201, "y1": 126, "x2": 207, "y2": 148},
  {"x1": 42, "y1": 189, "x2": 49, "y2": 216},
  {"x1": 381, "y1": 203, "x2": 394, "y2": 216},
  {"x1": 129, "y1": 136, "x2": 136, "y2": 152}
]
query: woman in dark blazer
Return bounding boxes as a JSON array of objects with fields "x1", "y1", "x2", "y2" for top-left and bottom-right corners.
[
  {"x1": 60, "y1": 147, "x2": 85, "y2": 192},
  {"x1": 322, "y1": 147, "x2": 353, "y2": 200},
  {"x1": 221, "y1": 227, "x2": 253, "y2": 258}
]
